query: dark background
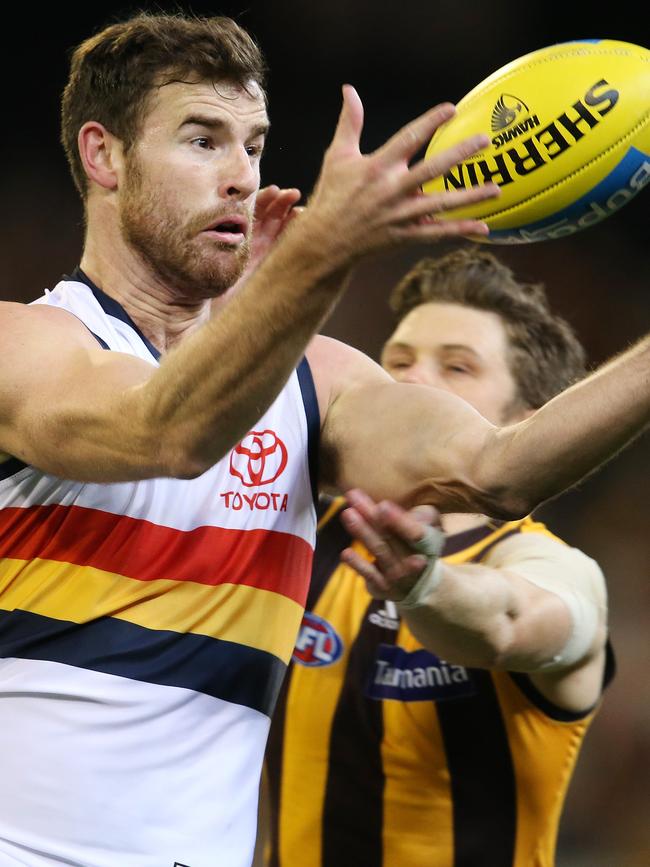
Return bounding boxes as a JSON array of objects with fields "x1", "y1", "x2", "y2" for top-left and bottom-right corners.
[{"x1": 1, "y1": 3, "x2": 648, "y2": 864}]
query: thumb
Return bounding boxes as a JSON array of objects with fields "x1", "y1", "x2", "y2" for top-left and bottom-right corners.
[
  {"x1": 330, "y1": 84, "x2": 364, "y2": 154},
  {"x1": 410, "y1": 504, "x2": 441, "y2": 529}
]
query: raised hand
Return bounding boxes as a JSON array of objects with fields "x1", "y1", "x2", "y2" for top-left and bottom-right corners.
[
  {"x1": 213, "y1": 185, "x2": 302, "y2": 309},
  {"x1": 339, "y1": 488, "x2": 444, "y2": 602},
  {"x1": 303, "y1": 85, "x2": 500, "y2": 266},
  {"x1": 249, "y1": 185, "x2": 303, "y2": 269}
]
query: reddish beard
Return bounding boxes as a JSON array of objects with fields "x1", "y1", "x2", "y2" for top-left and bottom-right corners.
[{"x1": 119, "y1": 154, "x2": 251, "y2": 300}]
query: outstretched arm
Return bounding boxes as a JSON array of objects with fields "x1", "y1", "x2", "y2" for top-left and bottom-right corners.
[
  {"x1": 480, "y1": 335, "x2": 650, "y2": 515},
  {"x1": 316, "y1": 333, "x2": 650, "y2": 519},
  {"x1": 0, "y1": 88, "x2": 498, "y2": 483}
]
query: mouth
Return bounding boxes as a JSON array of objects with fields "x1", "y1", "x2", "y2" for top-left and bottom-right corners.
[{"x1": 202, "y1": 216, "x2": 248, "y2": 245}]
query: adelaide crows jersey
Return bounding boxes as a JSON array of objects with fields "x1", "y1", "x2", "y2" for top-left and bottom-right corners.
[{"x1": 0, "y1": 269, "x2": 319, "y2": 867}]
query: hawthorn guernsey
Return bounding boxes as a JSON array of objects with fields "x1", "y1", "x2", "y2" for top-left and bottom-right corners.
[{"x1": 423, "y1": 39, "x2": 650, "y2": 243}]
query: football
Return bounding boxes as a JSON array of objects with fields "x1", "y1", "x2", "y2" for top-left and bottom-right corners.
[{"x1": 422, "y1": 39, "x2": 650, "y2": 244}]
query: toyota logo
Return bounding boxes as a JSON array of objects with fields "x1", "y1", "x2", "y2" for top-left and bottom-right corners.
[{"x1": 229, "y1": 430, "x2": 288, "y2": 487}]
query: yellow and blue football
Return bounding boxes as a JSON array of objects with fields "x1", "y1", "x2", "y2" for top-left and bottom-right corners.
[{"x1": 423, "y1": 39, "x2": 650, "y2": 243}]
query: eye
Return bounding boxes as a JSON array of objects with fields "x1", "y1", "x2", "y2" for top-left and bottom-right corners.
[
  {"x1": 245, "y1": 143, "x2": 264, "y2": 158},
  {"x1": 445, "y1": 364, "x2": 471, "y2": 375},
  {"x1": 191, "y1": 137, "x2": 212, "y2": 150}
]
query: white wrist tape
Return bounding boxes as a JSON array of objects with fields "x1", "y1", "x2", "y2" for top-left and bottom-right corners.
[
  {"x1": 538, "y1": 585, "x2": 601, "y2": 670},
  {"x1": 481, "y1": 533, "x2": 606, "y2": 672},
  {"x1": 397, "y1": 525, "x2": 446, "y2": 610}
]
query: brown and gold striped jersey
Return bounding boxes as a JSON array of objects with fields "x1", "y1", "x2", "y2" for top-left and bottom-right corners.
[{"x1": 265, "y1": 497, "x2": 614, "y2": 867}]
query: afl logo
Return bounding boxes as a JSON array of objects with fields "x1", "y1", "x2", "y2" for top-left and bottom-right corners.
[
  {"x1": 230, "y1": 429, "x2": 288, "y2": 487},
  {"x1": 293, "y1": 613, "x2": 343, "y2": 667},
  {"x1": 491, "y1": 92, "x2": 529, "y2": 131}
]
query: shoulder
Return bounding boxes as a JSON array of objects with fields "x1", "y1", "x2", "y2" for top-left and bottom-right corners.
[
  {"x1": 488, "y1": 523, "x2": 600, "y2": 567},
  {"x1": 0, "y1": 298, "x2": 97, "y2": 344},
  {"x1": 305, "y1": 334, "x2": 390, "y2": 424},
  {"x1": 486, "y1": 527, "x2": 607, "y2": 605},
  {"x1": 0, "y1": 300, "x2": 107, "y2": 413},
  {"x1": 306, "y1": 334, "x2": 387, "y2": 384}
]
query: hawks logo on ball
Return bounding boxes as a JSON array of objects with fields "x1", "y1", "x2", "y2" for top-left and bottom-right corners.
[{"x1": 423, "y1": 39, "x2": 650, "y2": 244}]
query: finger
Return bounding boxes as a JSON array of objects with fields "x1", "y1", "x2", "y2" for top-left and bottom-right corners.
[
  {"x1": 256, "y1": 185, "x2": 280, "y2": 203},
  {"x1": 390, "y1": 216, "x2": 492, "y2": 241},
  {"x1": 410, "y1": 504, "x2": 441, "y2": 525},
  {"x1": 346, "y1": 490, "x2": 440, "y2": 548},
  {"x1": 376, "y1": 500, "x2": 438, "y2": 547},
  {"x1": 254, "y1": 185, "x2": 280, "y2": 218},
  {"x1": 329, "y1": 84, "x2": 364, "y2": 155},
  {"x1": 374, "y1": 102, "x2": 456, "y2": 165},
  {"x1": 342, "y1": 547, "x2": 430, "y2": 601},
  {"x1": 254, "y1": 187, "x2": 299, "y2": 224},
  {"x1": 391, "y1": 183, "x2": 499, "y2": 224},
  {"x1": 423, "y1": 182, "x2": 500, "y2": 213},
  {"x1": 408, "y1": 133, "x2": 490, "y2": 189},
  {"x1": 262, "y1": 188, "x2": 302, "y2": 223},
  {"x1": 340, "y1": 507, "x2": 401, "y2": 573},
  {"x1": 341, "y1": 547, "x2": 392, "y2": 594},
  {"x1": 286, "y1": 205, "x2": 305, "y2": 223},
  {"x1": 345, "y1": 491, "x2": 431, "y2": 561},
  {"x1": 344, "y1": 488, "x2": 381, "y2": 523}
]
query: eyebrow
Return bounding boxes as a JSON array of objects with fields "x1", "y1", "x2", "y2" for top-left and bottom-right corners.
[
  {"x1": 439, "y1": 343, "x2": 481, "y2": 357},
  {"x1": 179, "y1": 114, "x2": 270, "y2": 139},
  {"x1": 383, "y1": 341, "x2": 482, "y2": 358}
]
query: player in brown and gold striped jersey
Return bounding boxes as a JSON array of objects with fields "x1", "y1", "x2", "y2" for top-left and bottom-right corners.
[{"x1": 261, "y1": 248, "x2": 613, "y2": 867}]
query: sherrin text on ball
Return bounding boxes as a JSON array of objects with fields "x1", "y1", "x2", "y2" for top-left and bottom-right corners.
[{"x1": 423, "y1": 39, "x2": 650, "y2": 243}]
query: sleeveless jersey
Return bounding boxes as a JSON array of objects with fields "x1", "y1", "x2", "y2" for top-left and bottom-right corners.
[
  {"x1": 0, "y1": 270, "x2": 319, "y2": 867},
  {"x1": 265, "y1": 497, "x2": 614, "y2": 867}
]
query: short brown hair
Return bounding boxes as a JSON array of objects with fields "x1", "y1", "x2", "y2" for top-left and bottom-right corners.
[
  {"x1": 61, "y1": 12, "x2": 267, "y2": 197},
  {"x1": 389, "y1": 247, "x2": 587, "y2": 409}
]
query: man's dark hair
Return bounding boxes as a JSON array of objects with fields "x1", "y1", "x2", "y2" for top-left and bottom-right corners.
[
  {"x1": 389, "y1": 247, "x2": 587, "y2": 410},
  {"x1": 61, "y1": 12, "x2": 267, "y2": 197}
]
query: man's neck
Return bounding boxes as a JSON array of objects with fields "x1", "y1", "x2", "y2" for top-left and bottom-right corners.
[{"x1": 79, "y1": 246, "x2": 211, "y2": 354}]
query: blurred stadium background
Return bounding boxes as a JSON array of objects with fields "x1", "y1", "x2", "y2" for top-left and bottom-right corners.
[{"x1": 0, "y1": 2, "x2": 647, "y2": 864}]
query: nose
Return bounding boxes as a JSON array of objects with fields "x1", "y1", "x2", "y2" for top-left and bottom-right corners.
[
  {"x1": 397, "y1": 362, "x2": 446, "y2": 390},
  {"x1": 217, "y1": 146, "x2": 258, "y2": 200}
]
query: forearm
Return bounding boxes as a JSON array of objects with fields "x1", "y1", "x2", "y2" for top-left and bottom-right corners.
[
  {"x1": 140, "y1": 217, "x2": 348, "y2": 477},
  {"x1": 398, "y1": 562, "x2": 525, "y2": 667},
  {"x1": 338, "y1": 492, "x2": 521, "y2": 664},
  {"x1": 340, "y1": 494, "x2": 602, "y2": 674},
  {"x1": 144, "y1": 87, "x2": 501, "y2": 478},
  {"x1": 6, "y1": 90, "x2": 505, "y2": 484},
  {"x1": 8, "y1": 220, "x2": 347, "y2": 484},
  {"x1": 480, "y1": 334, "x2": 650, "y2": 517}
]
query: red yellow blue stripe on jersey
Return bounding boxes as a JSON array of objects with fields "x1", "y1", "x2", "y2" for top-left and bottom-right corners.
[
  {"x1": 0, "y1": 503, "x2": 312, "y2": 716},
  {"x1": 0, "y1": 609, "x2": 286, "y2": 716},
  {"x1": 0, "y1": 503, "x2": 311, "y2": 605}
]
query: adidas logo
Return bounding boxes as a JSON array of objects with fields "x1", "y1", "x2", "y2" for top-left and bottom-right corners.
[{"x1": 368, "y1": 600, "x2": 400, "y2": 631}]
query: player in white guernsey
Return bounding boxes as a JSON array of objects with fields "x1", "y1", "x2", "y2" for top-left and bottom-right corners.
[
  {"x1": 0, "y1": 11, "x2": 649, "y2": 867},
  {"x1": 0, "y1": 269, "x2": 318, "y2": 866}
]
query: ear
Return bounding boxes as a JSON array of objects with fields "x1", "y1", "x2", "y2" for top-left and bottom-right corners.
[{"x1": 77, "y1": 121, "x2": 123, "y2": 191}]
